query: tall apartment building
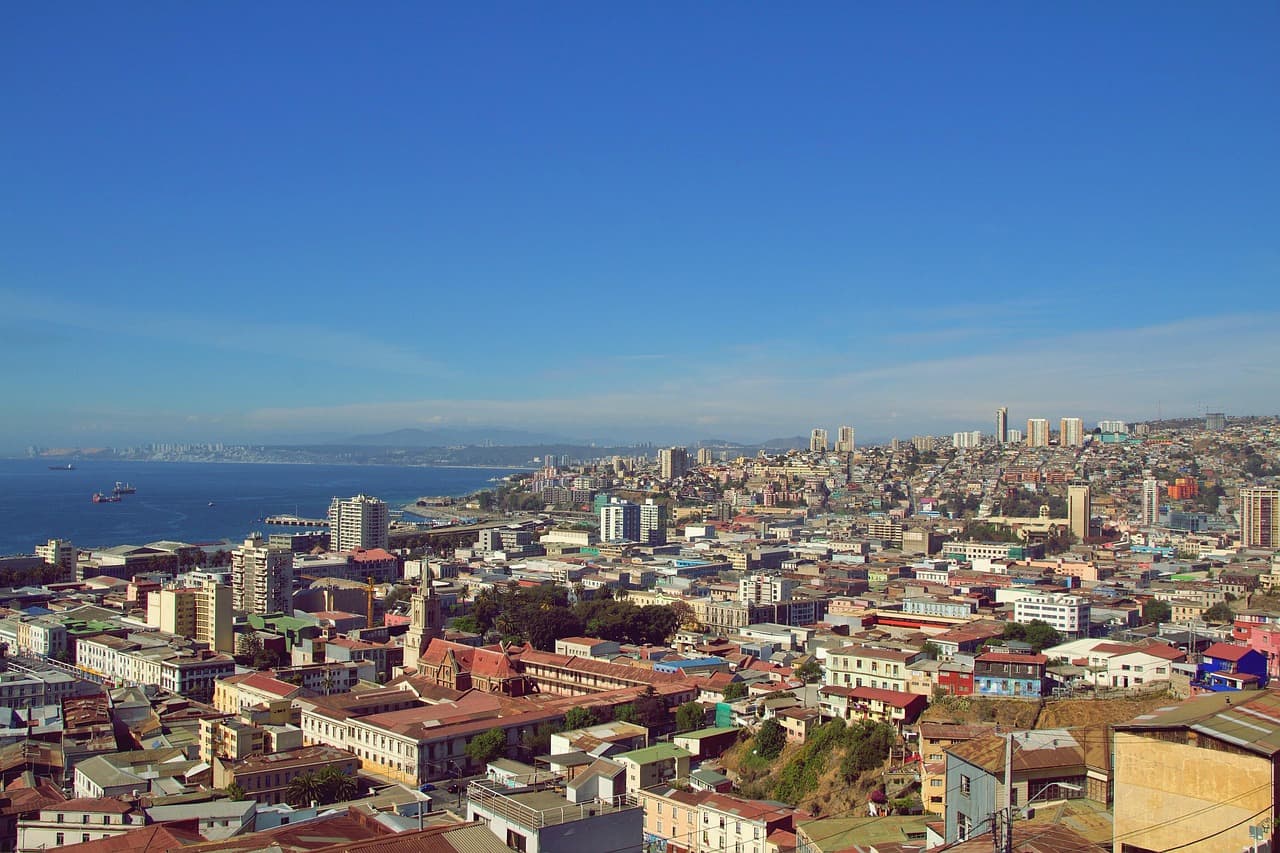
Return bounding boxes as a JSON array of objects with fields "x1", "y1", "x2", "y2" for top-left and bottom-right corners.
[
  {"x1": 912, "y1": 435, "x2": 935, "y2": 453},
  {"x1": 1025, "y1": 419, "x2": 1050, "y2": 448},
  {"x1": 696, "y1": 447, "x2": 714, "y2": 466},
  {"x1": 148, "y1": 578, "x2": 233, "y2": 653},
  {"x1": 639, "y1": 498, "x2": 667, "y2": 546},
  {"x1": 34, "y1": 538, "x2": 76, "y2": 576},
  {"x1": 952, "y1": 431, "x2": 982, "y2": 450},
  {"x1": 1205, "y1": 412, "x2": 1227, "y2": 432},
  {"x1": 995, "y1": 407, "x2": 1008, "y2": 444},
  {"x1": 1067, "y1": 483, "x2": 1091, "y2": 543},
  {"x1": 1241, "y1": 487, "x2": 1280, "y2": 549},
  {"x1": 1141, "y1": 478, "x2": 1162, "y2": 527},
  {"x1": 1006, "y1": 429, "x2": 1023, "y2": 444},
  {"x1": 739, "y1": 573, "x2": 798, "y2": 605},
  {"x1": 835, "y1": 426, "x2": 856, "y2": 453},
  {"x1": 600, "y1": 498, "x2": 641, "y2": 543},
  {"x1": 658, "y1": 446, "x2": 689, "y2": 480},
  {"x1": 1059, "y1": 417, "x2": 1084, "y2": 448},
  {"x1": 327, "y1": 494, "x2": 388, "y2": 551},
  {"x1": 809, "y1": 428, "x2": 828, "y2": 452},
  {"x1": 231, "y1": 535, "x2": 294, "y2": 615},
  {"x1": 1097, "y1": 419, "x2": 1127, "y2": 435},
  {"x1": 1013, "y1": 593, "x2": 1090, "y2": 638}
]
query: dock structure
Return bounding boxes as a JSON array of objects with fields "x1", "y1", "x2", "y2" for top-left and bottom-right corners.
[{"x1": 264, "y1": 515, "x2": 330, "y2": 527}]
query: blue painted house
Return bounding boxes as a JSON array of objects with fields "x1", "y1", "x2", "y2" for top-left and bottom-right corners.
[{"x1": 1197, "y1": 642, "x2": 1268, "y2": 691}]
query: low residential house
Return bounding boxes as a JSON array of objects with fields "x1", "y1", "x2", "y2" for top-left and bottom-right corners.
[
  {"x1": 696, "y1": 792, "x2": 802, "y2": 853},
  {"x1": 776, "y1": 707, "x2": 822, "y2": 743},
  {"x1": 17, "y1": 798, "x2": 145, "y2": 851},
  {"x1": 672, "y1": 726, "x2": 740, "y2": 760},
  {"x1": 615, "y1": 744, "x2": 692, "y2": 791},
  {"x1": 1195, "y1": 642, "x2": 1269, "y2": 692},
  {"x1": 1113, "y1": 690, "x2": 1280, "y2": 853},
  {"x1": 943, "y1": 728, "x2": 1090, "y2": 844},
  {"x1": 819, "y1": 686, "x2": 926, "y2": 731},
  {"x1": 554, "y1": 637, "x2": 621, "y2": 658},
  {"x1": 73, "y1": 748, "x2": 209, "y2": 799},
  {"x1": 917, "y1": 722, "x2": 998, "y2": 816},
  {"x1": 936, "y1": 655, "x2": 975, "y2": 696},
  {"x1": 973, "y1": 651, "x2": 1047, "y2": 698},
  {"x1": 639, "y1": 785, "x2": 710, "y2": 853},
  {"x1": 0, "y1": 774, "x2": 66, "y2": 853},
  {"x1": 824, "y1": 645, "x2": 921, "y2": 693}
]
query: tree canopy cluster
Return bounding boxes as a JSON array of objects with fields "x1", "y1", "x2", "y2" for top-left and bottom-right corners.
[
  {"x1": 462, "y1": 584, "x2": 679, "y2": 650},
  {"x1": 1000, "y1": 619, "x2": 1062, "y2": 652}
]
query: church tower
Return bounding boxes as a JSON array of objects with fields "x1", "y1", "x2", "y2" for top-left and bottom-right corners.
[{"x1": 403, "y1": 567, "x2": 442, "y2": 671}]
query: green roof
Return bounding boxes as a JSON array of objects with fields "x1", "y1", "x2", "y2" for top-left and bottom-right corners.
[
  {"x1": 616, "y1": 743, "x2": 691, "y2": 765},
  {"x1": 674, "y1": 726, "x2": 739, "y2": 740},
  {"x1": 798, "y1": 816, "x2": 931, "y2": 851}
]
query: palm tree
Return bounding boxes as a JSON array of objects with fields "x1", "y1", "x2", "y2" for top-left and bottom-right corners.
[
  {"x1": 317, "y1": 766, "x2": 358, "y2": 804},
  {"x1": 286, "y1": 771, "x2": 323, "y2": 807}
]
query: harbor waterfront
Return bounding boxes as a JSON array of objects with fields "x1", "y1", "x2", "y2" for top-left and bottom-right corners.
[{"x1": 0, "y1": 459, "x2": 519, "y2": 554}]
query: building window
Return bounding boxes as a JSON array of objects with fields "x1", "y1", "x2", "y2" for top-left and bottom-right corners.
[
  {"x1": 960, "y1": 775, "x2": 971, "y2": 795},
  {"x1": 958, "y1": 813, "x2": 971, "y2": 841},
  {"x1": 56, "y1": 833, "x2": 64, "y2": 846}
]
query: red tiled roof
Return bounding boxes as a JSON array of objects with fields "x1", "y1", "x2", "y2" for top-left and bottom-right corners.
[
  {"x1": 1204, "y1": 642, "x2": 1253, "y2": 662},
  {"x1": 846, "y1": 686, "x2": 926, "y2": 708},
  {"x1": 48, "y1": 798, "x2": 136, "y2": 814},
  {"x1": 56, "y1": 820, "x2": 205, "y2": 853},
  {"x1": 349, "y1": 548, "x2": 397, "y2": 562}
]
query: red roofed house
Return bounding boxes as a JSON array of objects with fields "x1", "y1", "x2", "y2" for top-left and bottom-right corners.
[
  {"x1": 17, "y1": 798, "x2": 144, "y2": 851},
  {"x1": 819, "y1": 685, "x2": 927, "y2": 730}
]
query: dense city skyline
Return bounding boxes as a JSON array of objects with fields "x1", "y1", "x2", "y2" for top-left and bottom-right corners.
[{"x1": 4, "y1": 5, "x2": 1278, "y2": 448}]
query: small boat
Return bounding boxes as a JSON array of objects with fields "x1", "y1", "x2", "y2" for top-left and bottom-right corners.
[
  {"x1": 92, "y1": 492, "x2": 121, "y2": 503},
  {"x1": 208, "y1": 501, "x2": 216, "y2": 507},
  {"x1": 112, "y1": 481, "x2": 136, "y2": 494},
  {"x1": 48, "y1": 464, "x2": 75, "y2": 470}
]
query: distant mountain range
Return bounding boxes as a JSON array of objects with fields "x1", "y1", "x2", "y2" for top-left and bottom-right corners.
[{"x1": 342, "y1": 427, "x2": 577, "y2": 447}]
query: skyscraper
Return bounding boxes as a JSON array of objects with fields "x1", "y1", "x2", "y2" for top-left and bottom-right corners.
[
  {"x1": 1241, "y1": 487, "x2": 1280, "y2": 549},
  {"x1": 639, "y1": 498, "x2": 667, "y2": 545},
  {"x1": 810, "y1": 428, "x2": 828, "y2": 452},
  {"x1": 600, "y1": 498, "x2": 641, "y2": 542},
  {"x1": 835, "y1": 426, "x2": 856, "y2": 453},
  {"x1": 658, "y1": 446, "x2": 689, "y2": 480},
  {"x1": 1067, "y1": 483, "x2": 1091, "y2": 542},
  {"x1": 696, "y1": 447, "x2": 714, "y2": 466},
  {"x1": 1060, "y1": 418, "x2": 1084, "y2": 448},
  {"x1": 1026, "y1": 419, "x2": 1050, "y2": 448},
  {"x1": 995, "y1": 407, "x2": 1008, "y2": 444},
  {"x1": 1205, "y1": 412, "x2": 1227, "y2": 432},
  {"x1": 231, "y1": 535, "x2": 293, "y2": 615},
  {"x1": 327, "y1": 494, "x2": 389, "y2": 551},
  {"x1": 1141, "y1": 478, "x2": 1161, "y2": 527}
]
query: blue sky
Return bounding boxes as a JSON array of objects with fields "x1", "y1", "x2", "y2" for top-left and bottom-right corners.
[{"x1": 3, "y1": 3, "x2": 1278, "y2": 449}]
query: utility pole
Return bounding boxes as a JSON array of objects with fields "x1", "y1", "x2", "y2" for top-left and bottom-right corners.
[{"x1": 1002, "y1": 731, "x2": 1014, "y2": 853}]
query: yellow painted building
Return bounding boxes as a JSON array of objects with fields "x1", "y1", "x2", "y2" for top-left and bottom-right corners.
[{"x1": 1113, "y1": 691, "x2": 1279, "y2": 853}]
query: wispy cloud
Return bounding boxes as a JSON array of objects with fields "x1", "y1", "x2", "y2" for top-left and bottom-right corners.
[{"x1": 0, "y1": 288, "x2": 444, "y2": 376}]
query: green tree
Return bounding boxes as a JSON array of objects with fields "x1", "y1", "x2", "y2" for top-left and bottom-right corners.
[
  {"x1": 613, "y1": 703, "x2": 638, "y2": 724},
  {"x1": 1142, "y1": 600, "x2": 1172, "y2": 624},
  {"x1": 451, "y1": 615, "x2": 483, "y2": 635},
  {"x1": 286, "y1": 771, "x2": 323, "y2": 807},
  {"x1": 465, "y1": 728, "x2": 508, "y2": 766},
  {"x1": 634, "y1": 687, "x2": 669, "y2": 730},
  {"x1": 722, "y1": 681, "x2": 747, "y2": 701},
  {"x1": 525, "y1": 607, "x2": 584, "y2": 651},
  {"x1": 675, "y1": 701, "x2": 706, "y2": 733},
  {"x1": 521, "y1": 722, "x2": 558, "y2": 757},
  {"x1": 1002, "y1": 619, "x2": 1061, "y2": 652},
  {"x1": 317, "y1": 766, "x2": 358, "y2": 804},
  {"x1": 563, "y1": 706, "x2": 598, "y2": 731},
  {"x1": 755, "y1": 719, "x2": 786, "y2": 760},
  {"x1": 921, "y1": 642, "x2": 941, "y2": 661},
  {"x1": 224, "y1": 782, "x2": 247, "y2": 801},
  {"x1": 1204, "y1": 602, "x2": 1235, "y2": 623},
  {"x1": 383, "y1": 585, "x2": 413, "y2": 611},
  {"x1": 794, "y1": 659, "x2": 821, "y2": 683}
]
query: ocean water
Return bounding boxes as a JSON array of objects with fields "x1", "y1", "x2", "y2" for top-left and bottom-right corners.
[{"x1": 0, "y1": 459, "x2": 520, "y2": 555}]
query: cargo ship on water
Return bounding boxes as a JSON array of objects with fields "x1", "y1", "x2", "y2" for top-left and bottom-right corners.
[
  {"x1": 48, "y1": 463, "x2": 75, "y2": 470},
  {"x1": 92, "y1": 492, "x2": 122, "y2": 503}
]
